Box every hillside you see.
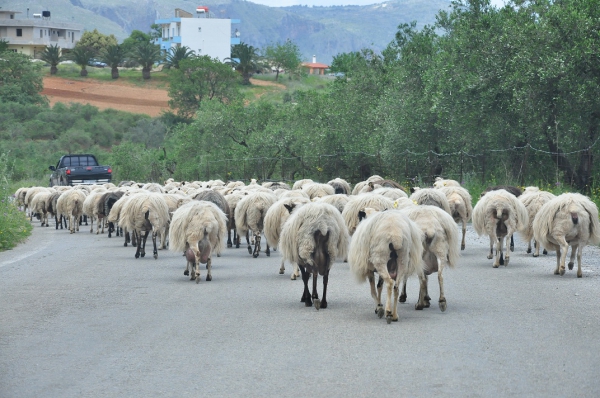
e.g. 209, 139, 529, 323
3, 0, 450, 63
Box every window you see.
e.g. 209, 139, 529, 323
16, 29, 22, 37
40, 30, 43, 38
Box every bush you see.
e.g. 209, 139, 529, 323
0, 152, 32, 251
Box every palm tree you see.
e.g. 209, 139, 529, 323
227, 42, 263, 85
164, 46, 195, 69
67, 46, 95, 77
101, 44, 125, 79
130, 42, 162, 80
40, 44, 63, 75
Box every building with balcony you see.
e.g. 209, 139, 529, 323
0, 10, 83, 59
155, 7, 240, 61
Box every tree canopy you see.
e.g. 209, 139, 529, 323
263, 39, 302, 81
77, 29, 118, 54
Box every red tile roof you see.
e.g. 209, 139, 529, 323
302, 62, 329, 68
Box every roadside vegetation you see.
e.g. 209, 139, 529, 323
0, 152, 32, 251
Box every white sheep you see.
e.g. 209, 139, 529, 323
264, 196, 311, 279
24, 187, 52, 221
235, 191, 278, 257
400, 205, 459, 312
472, 189, 529, 267
58, 189, 88, 234
142, 183, 165, 193
82, 188, 107, 234
433, 177, 461, 189
169, 201, 227, 283
348, 209, 423, 323
225, 192, 248, 248
315, 194, 349, 214
342, 194, 394, 235
30, 191, 52, 227
519, 189, 556, 256
279, 202, 350, 310
439, 186, 473, 250
373, 187, 408, 200
533, 193, 600, 277
302, 183, 335, 199
108, 193, 136, 247
327, 178, 352, 195
279, 190, 310, 200
119, 192, 170, 259
409, 188, 452, 215
292, 179, 314, 190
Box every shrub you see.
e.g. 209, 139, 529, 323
0, 152, 32, 251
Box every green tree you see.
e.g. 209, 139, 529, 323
40, 44, 62, 75
121, 30, 152, 55
168, 56, 239, 119
67, 46, 95, 77
100, 44, 126, 79
129, 41, 162, 80
264, 39, 302, 81
77, 29, 118, 54
0, 39, 9, 52
164, 46, 195, 69
0, 52, 46, 105
227, 42, 263, 85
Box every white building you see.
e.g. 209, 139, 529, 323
155, 8, 240, 61
0, 10, 82, 58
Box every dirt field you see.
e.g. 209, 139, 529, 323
42, 76, 286, 117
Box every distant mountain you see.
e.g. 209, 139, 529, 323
3, 0, 451, 64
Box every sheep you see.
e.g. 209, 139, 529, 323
192, 190, 230, 250
533, 193, 600, 278
225, 192, 248, 248
15, 187, 27, 212
409, 188, 452, 215
119, 192, 170, 259
342, 194, 395, 235
472, 189, 529, 267
280, 202, 350, 310
433, 177, 461, 189
58, 189, 88, 234
226, 180, 246, 189
142, 183, 165, 193
262, 181, 290, 191
348, 209, 423, 323
169, 201, 228, 283
30, 191, 52, 227
327, 178, 352, 195
279, 190, 310, 200
100, 191, 126, 238
359, 179, 407, 195
235, 191, 278, 257
373, 187, 408, 200
82, 189, 107, 234
480, 185, 522, 198
399, 205, 459, 312
316, 194, 349, 214
107, 193, 136, 247
439, 186, 473, 250
292, 179, 314, 190
518, 189, 556, 256
351, 176, 385, 196
264, 196, 311, 279
302, 183, 335, 199
24, 187, 51, 221
46, 191, 67, 229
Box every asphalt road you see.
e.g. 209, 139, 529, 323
1, 221, 600, 397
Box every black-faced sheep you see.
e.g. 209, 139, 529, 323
235, 191, 278, 257
473, 189, 529, 267
533, 193, 600, 277
327, 178, 352, 195
439, 186, 473, 250
280, 202, 350, 310
399, 205, 459, 312
348, 209, 423, 323
518, 188, 556, 256
169, 201, 227, 283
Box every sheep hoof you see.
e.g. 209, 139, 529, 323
141, 253, 145, 258
487, 254, 493, 259
510, 245, 514, 252
493, 264, 499, 268
153, 253, 158, 260
252, 252, 259, 258
439, 299, 447, 312
290, 274, 297, 280
236, 243, 240, 249
568, 262, 574, 270
386, 315, 392, 324
499, 253, 505, 265
320, 300, 327, 309
135, 253, 140, 259
560, 268, 565, 276
279, 269, 284, 275
266, 249, 270, 257
577, 271, 582, 278
184, 269, 189, 276
543, 249, 548, 255
533, 254, 539, 258
424, 300, 431, 308
227, 242, 232, 248
206, 274, 212, 281
504, 258, 510, 266
377, 306, 384, 318
554, 269, 560, 275
461, 244, 465, 251
196, 276, 200, 284
527, 248, 532, 254
399, 294, 407, 303
314, 299, 321, 310
415, 303, 424, 310
305, 300, 312, 307
247, 246, 252, 254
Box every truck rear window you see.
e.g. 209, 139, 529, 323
59, 156, 99, 167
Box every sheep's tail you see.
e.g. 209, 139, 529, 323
581, 196, 600, 245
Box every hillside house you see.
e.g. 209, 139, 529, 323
0, 10, 82, 58
302, 55, 329, 75
155, 7, 240, 61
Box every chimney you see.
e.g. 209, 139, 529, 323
312, 55, 316, 64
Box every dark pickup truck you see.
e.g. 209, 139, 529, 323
49, 154, 112, 186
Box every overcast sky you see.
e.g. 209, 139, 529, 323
248, 0, 506, 8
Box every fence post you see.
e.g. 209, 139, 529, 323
460, 151, 464, 184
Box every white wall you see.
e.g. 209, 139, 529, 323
180, 18, 231, 61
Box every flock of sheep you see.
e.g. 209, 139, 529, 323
14, 175, 600, 324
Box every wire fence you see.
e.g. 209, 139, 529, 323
190, 140, 598, 190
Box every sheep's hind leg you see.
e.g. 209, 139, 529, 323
252, 235, 260, 258
299, 265, 312, 307
415, 274, 428, 310
487, 236, 494, 260
134, 231, 142, 259
266, 243, 270, 257
152, 231, 158, 259
205, 258, 212, 282
279, 260, 285, 275
227, 229, 233, 248
391, 282, 400, 322
291, 263, 299, 280
527, 240, 532, 254
461, 220, 466, 250
493, 237, 502, 268
320, 269, 329, 309
576, 244, 583, 278
311, 270, 321, 310
140, 230, 149, 258
384, 277, 394, 323
568, 244, 578, 271
368, 272, 382, 316
438, 258, 447, 312
554, 248, 561, 275
557, 239, 568, 275
399, 277, 408, 303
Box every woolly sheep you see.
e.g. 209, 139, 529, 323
280, 202, 350, 310
262, 181, 290, 191
279, 190, 310, 200
169, 201, 227, 283
225, 192, 248, 248
518, 189, 556, 256
235, 191, 278, 257
82, 189, 107, 234
108, 193, 136, 247
439, 186, 473, 250
327, 178, 352, 195
480, 185, 522, 198
342, 194, 395, 235
302, 183, 335, 199
316, 194, 349, 214
59, 189, 88, 234
373, 187, 408, 200
30, 191, 52, 227
533, 193, 600, 277
473, 189, 529, 267
433, 177, 461, 189
292, 179, 314, 190
264, 196, 311, 279
100, 191, 125, 238
400, 205, 459, 312
348, 209, 423, 323
409, 188, 452, 215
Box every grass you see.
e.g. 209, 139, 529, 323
0, 153, 32, 252
48, 64, 171, 89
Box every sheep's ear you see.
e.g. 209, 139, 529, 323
358, 209, 367, 221
284, 204, 295, 214
368, 182, 374, 189
364, 207, 378, 218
